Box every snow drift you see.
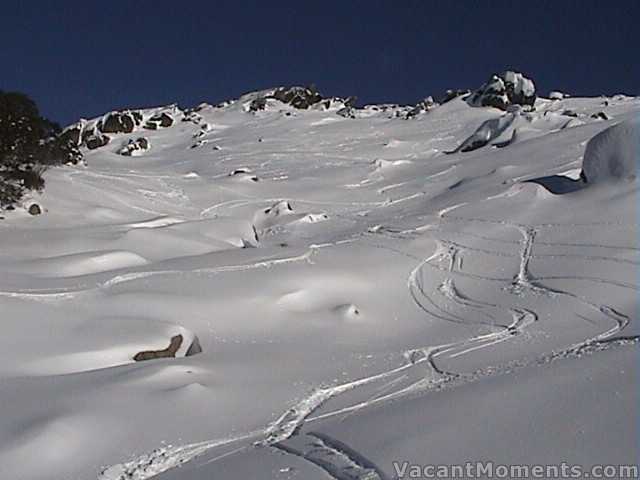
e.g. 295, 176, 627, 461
581, 116, 640, 184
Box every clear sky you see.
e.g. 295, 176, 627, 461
2, 0, 638, 126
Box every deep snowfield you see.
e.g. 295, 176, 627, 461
0, 92, 638, 480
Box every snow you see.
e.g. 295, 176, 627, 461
0, 89, 638, 480
582, 117, 640, 184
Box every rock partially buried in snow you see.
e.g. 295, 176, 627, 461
28, 203, 42, 215
448, 113, 517, 153
133, 334, 202, 362
467, 71, 536, 110
581, 117, 640, 184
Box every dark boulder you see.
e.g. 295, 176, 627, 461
28, 203, 41, 215
467, 71, 536, 110
85, 133, 110, 150
144, 112, 173, 130
99, 111, 137, 134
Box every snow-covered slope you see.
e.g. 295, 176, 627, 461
0, 88, 638, 480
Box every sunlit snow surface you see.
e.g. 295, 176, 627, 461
0, 94, 638, 480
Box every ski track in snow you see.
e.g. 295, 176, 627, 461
99, 210, 638, 479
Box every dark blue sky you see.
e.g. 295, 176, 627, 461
2, 0, 638, 126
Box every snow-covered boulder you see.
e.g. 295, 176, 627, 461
448, 113, 517, 153
581, 117, 640, 184
117, 137, 150, 156
467, 71, 536, 110
549, 91, 568, 100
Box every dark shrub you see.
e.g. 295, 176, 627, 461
0, 90, 82, 208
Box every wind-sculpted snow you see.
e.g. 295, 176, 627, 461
581, 116, 640, 184
0, 89, 638, 480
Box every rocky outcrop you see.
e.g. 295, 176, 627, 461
248, 85, 327, 112
271, 86, 323, 109
98, 111, 141, 134
467, 71, 536, 110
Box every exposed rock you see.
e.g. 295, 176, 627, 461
118, 137, 150, 156
590, 111, 611, 120
133, 334, 202, 362
467, 71, 536, 110
248, 85, 328, 113
404, 96, 438, 119
271, 85, 323, 109
314, 96, 357, 111
144, 112, 173, 130
249, 97, 268, 112
28, 203, 41, 215
336, 106, 356, 119
84, 133, 110, 150
99, 111, 137, 134
58, 123, 84, 146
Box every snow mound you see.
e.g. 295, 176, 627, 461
20, 250, 148, 277
449, 113, 517, 153
581, 117, 640, 184
467, 71, 536, 110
